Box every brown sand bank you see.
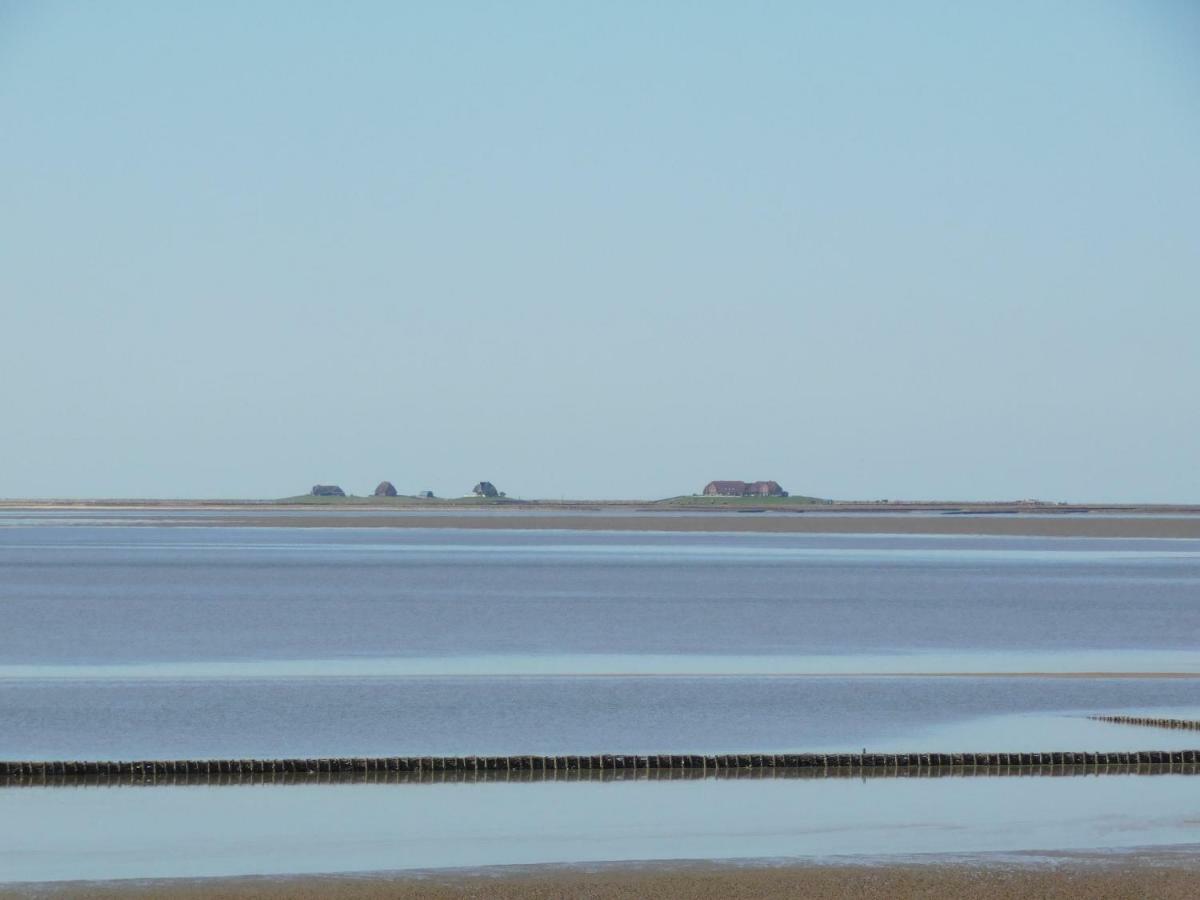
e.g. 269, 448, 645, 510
163, 512, 1200, 539
11, 854, 1200, 900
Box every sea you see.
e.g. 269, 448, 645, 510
2, 510, 1199, 882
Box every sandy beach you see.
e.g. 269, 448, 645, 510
11, 853, 1200, 899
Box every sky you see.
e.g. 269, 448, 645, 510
1, 1, 1198, 502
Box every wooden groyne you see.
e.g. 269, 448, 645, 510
3, 762, 1198, 788
1090, 715, 1200, 731
3, 751, 1199, 787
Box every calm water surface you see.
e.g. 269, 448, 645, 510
2, 519, 1199, 756
3, 776, 1199, 882
2, 513, 1199, 881
4, 522, 1199, 664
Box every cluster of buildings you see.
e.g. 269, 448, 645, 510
308, 481, 500, 499
309, 479, 789, 500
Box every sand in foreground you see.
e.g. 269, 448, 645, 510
10, 856, 1200, 900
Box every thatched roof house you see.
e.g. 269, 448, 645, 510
704, 480, 748, 496
747, 480, 787, 497
373, 481, 398, 497
311, 484, 346, 497
472, 481, 499, 498
703, 480, 787, 497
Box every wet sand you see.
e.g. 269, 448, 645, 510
7, 499, 1200, 538
11, 854, 1200, 899
96, 512, 1200, 538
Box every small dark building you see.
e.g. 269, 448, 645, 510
703, 480, 787, 497
417, 490, 435, 499
311, 484, 346, 497
373, 481, 398, 497
472, 481, 499, 498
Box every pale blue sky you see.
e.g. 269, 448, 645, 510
2, 1, 1197, 501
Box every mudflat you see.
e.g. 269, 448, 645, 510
11, 855, 1200, 900
155, 512, 1200, 538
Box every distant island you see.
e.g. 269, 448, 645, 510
284, 479, 825, 508
4, 484, 1200, 522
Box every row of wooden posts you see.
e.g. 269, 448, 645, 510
1089, 714, 1200, 731
3, 750, 1198, 786
4, 762, 1199, 788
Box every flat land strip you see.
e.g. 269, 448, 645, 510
130, 512, 1200, 538
7, 499, 1200, 538
12, 856, 1200, 899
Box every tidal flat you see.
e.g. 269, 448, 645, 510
8, 504, 1200, 538
8, 853, 1200, 900
2, 511, 1199, 888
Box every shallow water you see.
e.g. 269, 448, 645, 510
2, 521, 1200, 758
3, 774, 1200, 882
2, 514, 1200, 881
3, 676, 1200, 760
4, 522, 1200, 666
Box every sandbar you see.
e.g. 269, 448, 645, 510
78, 511, 1200, 538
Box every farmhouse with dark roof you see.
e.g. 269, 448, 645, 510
703, 480, 787, 497
310, 484, 346, 497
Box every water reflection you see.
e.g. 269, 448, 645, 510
2, 774, 1199, 883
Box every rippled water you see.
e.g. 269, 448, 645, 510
3, 676, 1200, 760
2, 519, 1200, 756
4, 523, 1200, 664
2, 513, 1199, 882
